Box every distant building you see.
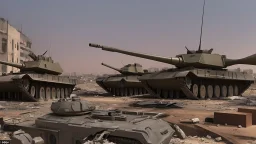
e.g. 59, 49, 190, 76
0, 18, 32, 73
19, 32, 32, 62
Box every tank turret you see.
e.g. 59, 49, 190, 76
51, 96, 96, 116
0, 51, 63, 75
102, 62, 145, 75
89, 43, 256, 69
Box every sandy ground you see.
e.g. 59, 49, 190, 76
0, 81, 256, 144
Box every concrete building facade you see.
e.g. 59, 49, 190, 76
0, 18, 32, 73
20, 32, 32, 62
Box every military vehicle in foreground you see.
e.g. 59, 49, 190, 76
88, 44, 256, 100
0, 51, 77, 102
3, 97, 175, 144
89, 0, 256, 100
97, 63, 149, 96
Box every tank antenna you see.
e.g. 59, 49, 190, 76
198, 0, 206, 51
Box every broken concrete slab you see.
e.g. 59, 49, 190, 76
130, 100, 181, 108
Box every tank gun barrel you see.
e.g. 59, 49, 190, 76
28, 52, 37, 61
0, 60, 24, 69
225, 53, 256, 67
89, 43, 183, 66
101, 63, 121, 72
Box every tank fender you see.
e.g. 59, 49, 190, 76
174, 70, 190, 78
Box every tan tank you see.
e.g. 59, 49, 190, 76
3, 97, 175, 144
0, 51, 77, 101
96, 63, 149, 96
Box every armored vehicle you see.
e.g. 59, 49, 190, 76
3, 97, 175, 144
89, 43, 256, 100
89, 0, 256, 100
97, 63, 149, 96
0, 51, 77, 101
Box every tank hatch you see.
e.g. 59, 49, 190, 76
50, 96, 96, 116
91, 110, 127, 121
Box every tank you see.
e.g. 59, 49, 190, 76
89, 43, 256, 100
0, 51, 77, 101
97, 63, 149, 96
88, 0, 256, 100
3, 97, 175, 144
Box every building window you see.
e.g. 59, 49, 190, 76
2, 65, 7, 73
12, 39, 14, 50
12, 56, 14, 62
17, 58, 19, 63
17, 42, 19, 50
1, 38, 7, 53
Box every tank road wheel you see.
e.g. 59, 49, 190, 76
129, 88, 133, 96
61, 88, 65, 98
68, 88, 72, 94
207, 85, 213, 98
30, 85, 36, 98
139, 88, 143, 95
51, 88, 56, 99
40, 87, 46, 100
120, 89, 124, 96
163, 90, 168, 99
134, 88, 138, 95
228, 85, 234, 96
234, 85, 239, 96
192, 84, 199, 98
168, 90, 173, 99
124, 88, 128, 96
143, 89, 147, 94
221, 85, 227, 97
22, 78, 30, 91
214, 85, 220, 98
156, 89, 161, 97
56, 88, 61, 99
65, 88, 69, 98
199, 85, 206, 99
45, 87, 51, 100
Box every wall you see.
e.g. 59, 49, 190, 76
0, 18, 20, 73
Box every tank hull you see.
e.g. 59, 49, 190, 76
96, 74, 148, 96
139, 68, 254, 99
4, 110, 175, 144
0, 73, 77, 101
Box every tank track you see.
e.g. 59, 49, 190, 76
96, 81, 148, 96
0, 75, 76, 102
144, 77, 253, 100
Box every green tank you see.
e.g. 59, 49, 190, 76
89, 0, 256, 100
3, 97, 175, 144
89, 43, 256, 100
0, 51, 77, 102
96, 63, 149, 96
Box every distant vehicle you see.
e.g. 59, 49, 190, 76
96, 63, 149, 96
0, 51, 77, 101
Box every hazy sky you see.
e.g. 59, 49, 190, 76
1, 0, 256, 74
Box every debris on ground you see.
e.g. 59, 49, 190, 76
180, 118, 200, 124
215, 137, 222, 142
130, 100, 180, 108
171, 124, 186, 139
83, 140, 116, 144
221, 96, 246, 100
